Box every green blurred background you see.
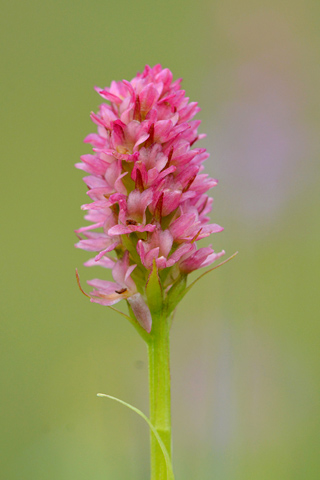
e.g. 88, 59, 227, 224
1, 0, 319, 478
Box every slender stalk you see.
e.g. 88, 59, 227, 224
148, 308, 172, 480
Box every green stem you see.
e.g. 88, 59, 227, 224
148, 308, 172, 480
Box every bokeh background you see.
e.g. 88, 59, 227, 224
1, 0, 319, 479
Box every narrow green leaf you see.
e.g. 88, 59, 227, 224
97, 393, 175, 480
145, 259, 163, 316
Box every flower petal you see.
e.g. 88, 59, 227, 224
108, 224, 156, 235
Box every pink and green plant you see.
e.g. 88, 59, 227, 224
75, 64, 236, 479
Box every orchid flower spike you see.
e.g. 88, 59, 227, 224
75, 64, 225, 334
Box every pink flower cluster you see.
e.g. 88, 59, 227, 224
75, 65, 224, 332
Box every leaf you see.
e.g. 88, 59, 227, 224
97, 393, 175, 480
145, 259, 163, 316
